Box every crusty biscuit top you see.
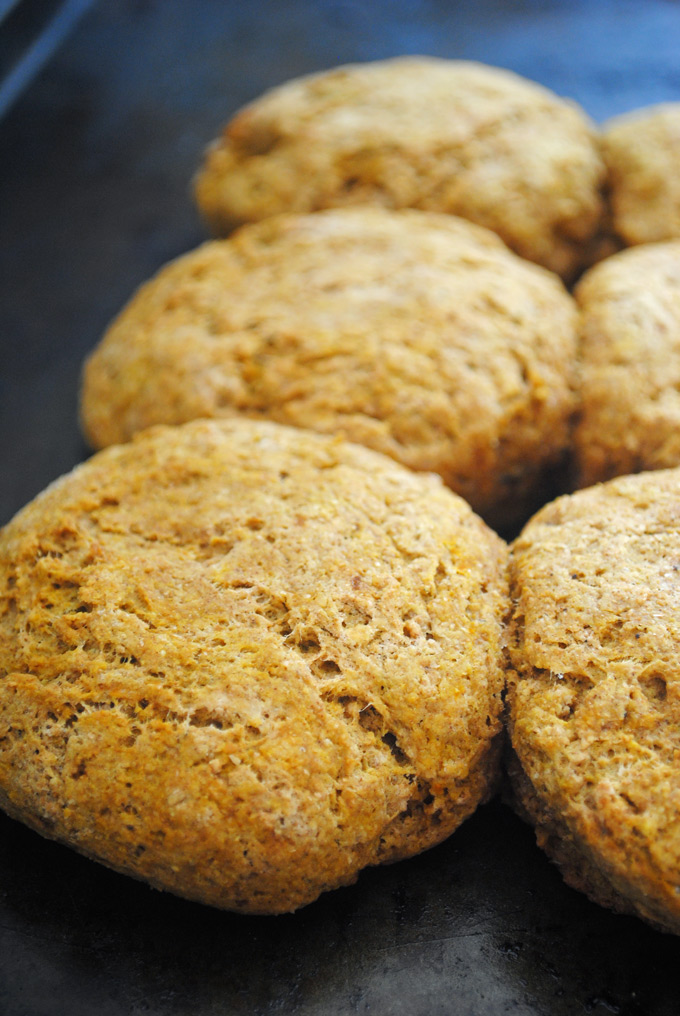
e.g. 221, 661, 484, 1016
81, 208, 578, 529
193, 56, 605, 279
507, 470, 680, 933
602, 103, 680, 246
573, 240, 680, 488
0, 418, 507, 914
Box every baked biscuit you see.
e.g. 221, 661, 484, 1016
0, 418, 507, 914
193, 57, 605, 280
506, 470, 680, 934
602, 103, 680, 246
80, 207, 579, 531
572, 240, 680, 488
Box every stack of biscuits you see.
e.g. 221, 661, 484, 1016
3, 56, 680, 929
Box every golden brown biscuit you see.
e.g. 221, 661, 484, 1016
572, 240, 680, 488
193, 57, 605, 280
0, 418, 508, 914
602, 103, 680, 246
506, 470, 680, 934
80, 208, 578, 531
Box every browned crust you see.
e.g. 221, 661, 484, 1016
573, 240, 680, 488
506, 471, 680, 935
193, 57, 605, 280
80, 207, 578, 530
602, 103, 680, 247
0, 418, 508, 914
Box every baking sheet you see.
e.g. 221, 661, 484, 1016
2, 1, 680, 1012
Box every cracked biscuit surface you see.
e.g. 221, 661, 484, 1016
81, 207, 578, 530
573, 240, 680, 488
0, 418, 507, 914
193, 56, 605, 280
602, 103, 680, 247
506, 470, 680, 934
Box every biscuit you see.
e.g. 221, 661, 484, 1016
80, 207, 579, 531
572, 240, 680, 488
0, 418, 507, 914
602, 103, 680, 247
193, 57, 605, 280
506, 470, 680, 934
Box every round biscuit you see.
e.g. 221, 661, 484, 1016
0, 418, 507, 914
81, 207, 578, 531
193, 57, 605, 280
507, 469, 680, 934
602, 103, 680, 247
573, 240, 680, 488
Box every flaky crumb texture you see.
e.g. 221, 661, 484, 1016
0, 418, 507, 914
194, 57, 605, 279
507, 470, 680, 934
81, 208, 578, 530
573, 240, 680, 488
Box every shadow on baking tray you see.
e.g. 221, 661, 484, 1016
0, 798, 679, 1015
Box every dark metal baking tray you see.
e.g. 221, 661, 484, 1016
0, 0, 97, 118
2, 1, 680, 1013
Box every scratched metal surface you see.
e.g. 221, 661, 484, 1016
1, 2, 680, 1013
